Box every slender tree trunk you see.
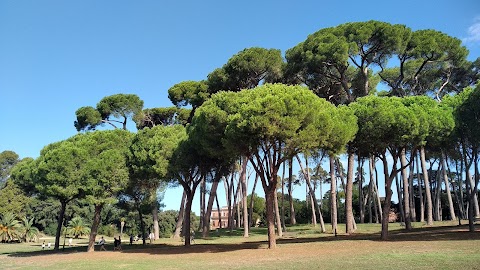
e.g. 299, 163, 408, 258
458, 156, 466, 219
138, 204, 146, 245
183, 192, 194, 247
346, 152, 355, 233
152, 200, 160, 240
441, 151, 456, 220
420, 147, 434, 225
265, 184, 277, 249
199, 177, 206, 232
216, 194, 222, 229
173, 191, 187, 239
400, 149, 412, 229
274, 188, 283, 236
281, 161, 287, 232
55, 201, 67, 250
367, 178, 373, 223
396, 174, 405, 223
381, 154, 397, 241
288, 158, 296, 225
305, 158, 317, 227
434, 161, 442, 221
249, 174, 259, 227
240, 156, 249, 237
231, 179, 241, 231
416, 155, 425, 222
359, 156, 365, 223
335, 158, 346, 192
203, 177, 220, 238
87, 204, 103, 252
296, 155, 325, 232
408, 160, 416, 222
330, 155, 337, 234
370, 155, 382, 222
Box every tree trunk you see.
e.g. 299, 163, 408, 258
203, 177, 220, 238
396, 174, 406, 223
139, 204, 146, 245
305, 157, 316, 227
183, 192, 194, 247
249, 174, 258, 227
329, 155, 337, 235
434, 161, 442, 221
381, 155, 396, 241
54, 200, 67, 250
400, 149, 412, 229
408, 160, 416, 222
370, 155, 382, 222
216, 194, 222, 229
281, 161, 287, 232
173, 191, 187, 239
288, 158, 296, 225
87, 204, 103, 252
296, 155, 325, 232
265, 184, 277, 249
152, 193, 160, 240
420, 147, 434, 225
441, 151, 456, 220
416, 155, 425, 222
359, 156, 365, 223
199, 177, 205, 232
274, 188, 283, 236
240, 157, 249, 237
346, 152, 355, 234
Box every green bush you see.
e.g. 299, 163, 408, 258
99, 224, 117, 237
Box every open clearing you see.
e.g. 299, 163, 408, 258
1, 222, 480, 270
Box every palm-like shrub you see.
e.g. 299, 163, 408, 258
66, 216, 90, 238
0, 213, 21, 242
20, 217, 39, 242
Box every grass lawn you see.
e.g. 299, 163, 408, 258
1, 221, 480, 270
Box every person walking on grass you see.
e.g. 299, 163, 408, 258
98, 236, 107, 251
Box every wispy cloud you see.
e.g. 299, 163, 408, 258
463, 16, 480, 43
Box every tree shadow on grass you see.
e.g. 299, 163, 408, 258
6, 224, 480, 257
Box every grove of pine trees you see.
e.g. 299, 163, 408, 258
2, 20, 479, 250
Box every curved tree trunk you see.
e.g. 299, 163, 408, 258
87, 204, 103, 252
420, 147, 434, 225
173, 191, 187, 239
203, 178, 220, 238
400, 149, 412, 230
55, 200, 67, 250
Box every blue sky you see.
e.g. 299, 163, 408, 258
1, 0, 479, 212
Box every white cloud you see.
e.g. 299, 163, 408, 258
463, 16, 480, 43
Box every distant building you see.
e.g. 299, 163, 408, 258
210, 206, 236, 229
